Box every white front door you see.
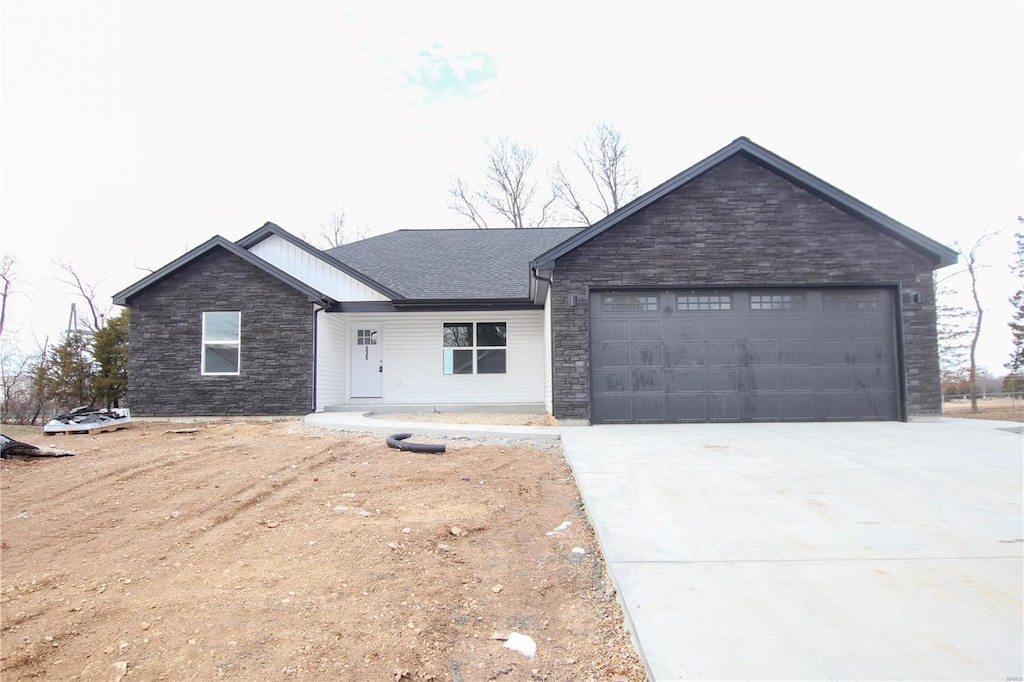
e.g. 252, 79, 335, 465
350, 326, 383, 398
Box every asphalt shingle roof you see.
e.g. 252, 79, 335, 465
327, 228, 582, 300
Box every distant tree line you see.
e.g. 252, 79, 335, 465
1, 257, 128, 424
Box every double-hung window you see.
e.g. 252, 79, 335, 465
202, 311, 241, 374
443, 322, 506, 374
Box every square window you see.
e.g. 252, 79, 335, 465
477, 322, 507, 347
443, 348, 474, 374
443, 323, 473, 347
443, 322, 506, 374
477, 348, 507, 373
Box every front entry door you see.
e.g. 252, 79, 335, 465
350, 326, 383, 398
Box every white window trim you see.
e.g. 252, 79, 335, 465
201, 311, 241, 375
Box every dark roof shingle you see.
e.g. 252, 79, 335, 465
327, 228, 582, 300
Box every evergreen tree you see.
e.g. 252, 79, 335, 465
42, 331, 95, 411
92, 308, 129, 409
1007, 232, 1024, 375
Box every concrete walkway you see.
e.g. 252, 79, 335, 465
303, 410, 561, 442
559, 419, 1023, 681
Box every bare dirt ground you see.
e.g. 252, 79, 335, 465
942, 396, 1024, 422
0, 419, 645, 681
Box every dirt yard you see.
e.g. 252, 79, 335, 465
0, 419, 644, 681
942, 396, 1024, 422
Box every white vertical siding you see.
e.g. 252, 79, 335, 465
330, 310, 546, 406
315, 310, 347, 410
249, 234, 389, 301
543, 289, 553, 414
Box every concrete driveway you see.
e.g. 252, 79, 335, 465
559, 419, 1023, 681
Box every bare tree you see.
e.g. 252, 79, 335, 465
936, 283, 973, 399
553, 122, 640, 225
0, 254, 15, 338
1, 344, 32, 423
943, 232, 999, 413
448, 136, 556, 228
448, 177, 489, 229
309, 208, 370, 249
55, 260, 110, 333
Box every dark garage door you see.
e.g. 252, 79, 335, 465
590, 288, 900, 423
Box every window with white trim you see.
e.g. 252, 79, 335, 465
443, 322, 506, 374
202, 311, 241, 374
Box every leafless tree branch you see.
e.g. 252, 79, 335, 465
554, 122, 640, 225
552, 162, 592, 226
0, 254, 14, 338
447, 177, 489, 229
949, 230, 1001, 412
448, 136, 553, 228
55, 260, 109, 333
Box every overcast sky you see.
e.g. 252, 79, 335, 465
2, 1, 1022, 374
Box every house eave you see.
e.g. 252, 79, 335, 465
326, 298, 541, 313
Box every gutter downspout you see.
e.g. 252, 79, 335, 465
530, 266, 553, 300
312, 300, 330, 412
531, 267, 556, 418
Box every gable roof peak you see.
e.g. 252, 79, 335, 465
531, 137, 957, 269
111, 234, 335, 306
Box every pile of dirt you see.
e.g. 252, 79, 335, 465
0, 420, 644, 681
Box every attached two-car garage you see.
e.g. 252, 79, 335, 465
589, 288, 900, 423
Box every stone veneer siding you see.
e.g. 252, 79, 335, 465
550, 154, 943, 422
126, 248, 315, 416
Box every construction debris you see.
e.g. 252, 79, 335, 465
0, 435, 74, 460
43, 407, 131, 435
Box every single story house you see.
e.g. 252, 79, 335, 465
112, 137, 956, 423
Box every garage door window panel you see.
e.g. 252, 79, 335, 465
750, 293, 807, 310
677, 294, 732, 311
823, 291, 881, 310
603, 295, 659, 312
